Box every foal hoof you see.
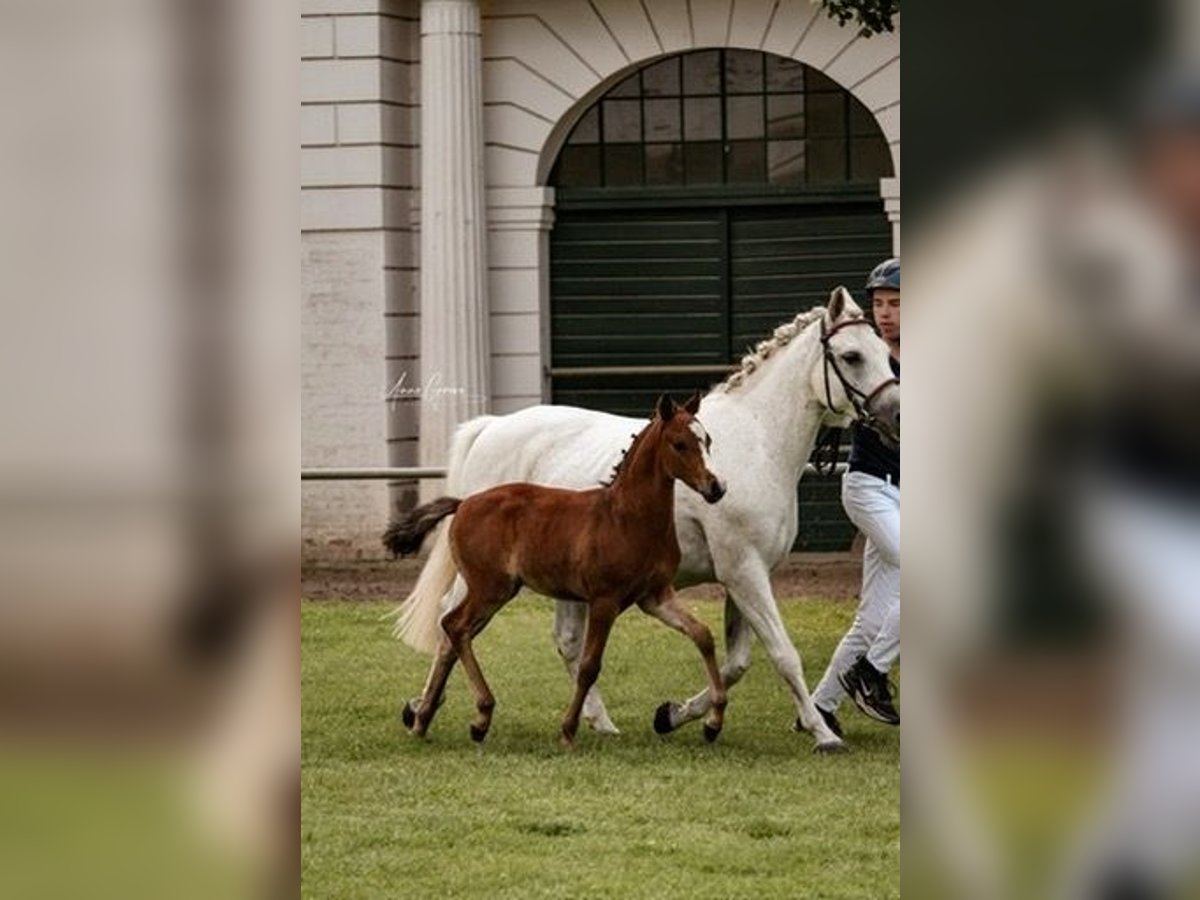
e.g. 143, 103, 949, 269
813, 739, 848, 755
469, 723, 488, 744
653, 702, 676, 735
401, 701, 416, 731
702, 723, 721, 744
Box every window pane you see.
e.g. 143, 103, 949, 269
726, 95, 764, 140
765, 55, 804, 92
724, 49, 763, 93
644, 98, 681, 141
603, 99, 641, 142
642, 57, 680, 96
645, 143, 684, 185
727, 140, 766, 182
806, 92, 845, 137
683, 97, 721, 140
850, 135, 893, 180
768, 140, 805, 185
807, 137, 846, 184
604, 144, 642, 185
684, 141, 722, 184
683, 50, 721, 94
806, 68, 842, 93
555, 145, 601, 187
609, 70, 641, 97
767, 94, 803, 139
849, 99, 880, 136
568, 106, 599, 144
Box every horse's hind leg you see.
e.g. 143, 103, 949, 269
553, 600, 620, 735
658, 590, 753, 733
561, 598, 620, 749
639, 590, 727, 742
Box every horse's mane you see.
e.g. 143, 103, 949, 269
598, 307, 829, 485
710, 305, 827, 394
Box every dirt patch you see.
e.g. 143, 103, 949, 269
302, 550, 862, 603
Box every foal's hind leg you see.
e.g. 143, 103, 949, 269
439, 583, 516, 743
639, 590, 727, 742
406, 637, 458, 738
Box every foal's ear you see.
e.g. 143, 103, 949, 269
655, 393, 677, 420
683, 392, 701, 415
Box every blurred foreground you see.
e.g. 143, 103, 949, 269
0, 1, 296, 897
905, 2, 1200, 897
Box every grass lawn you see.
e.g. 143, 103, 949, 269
302, 596, 899, 899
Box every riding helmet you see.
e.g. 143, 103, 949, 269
865, 258, 900, 293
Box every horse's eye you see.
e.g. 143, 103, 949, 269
673, 441, 687, 452
842, 351, 863, 365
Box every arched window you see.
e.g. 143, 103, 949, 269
551, 49, 892, 189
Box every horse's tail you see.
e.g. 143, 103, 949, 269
381, 496, 461, 558
387, 414, 495, 654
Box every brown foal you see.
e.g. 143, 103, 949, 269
383, 394, 728, 747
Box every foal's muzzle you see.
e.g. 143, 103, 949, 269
702, 479, 727, 504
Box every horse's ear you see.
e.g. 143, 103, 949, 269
683, 392, 701, 415
826, 285, 848, 323
655, 394, 677, 420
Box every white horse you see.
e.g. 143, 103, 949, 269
392, 286, 900, 752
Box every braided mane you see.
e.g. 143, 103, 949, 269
711, 306, 827, 394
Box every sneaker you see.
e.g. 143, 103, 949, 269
838, 656, 899, 726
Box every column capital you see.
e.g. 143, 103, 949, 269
421, 0, 481, 37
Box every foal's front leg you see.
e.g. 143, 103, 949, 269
561, 598, 620, 749
639, 589, 727, 742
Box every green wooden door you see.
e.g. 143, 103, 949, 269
549, 193, 891, 551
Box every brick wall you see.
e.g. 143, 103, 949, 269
301, 0, 419, 557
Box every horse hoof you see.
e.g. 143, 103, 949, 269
653, 702, 676, 735
469, 723, 488, 743
813, 739, 847, 755
702, 723, 721, 744
401, 701, 416, 731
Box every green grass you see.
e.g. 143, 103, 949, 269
302, 596, 899, 899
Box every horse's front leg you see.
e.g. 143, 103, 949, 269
654, 590, 753, 735
553, 599, 620, 735
640, 589, 727, 742
716, 556, 845, 752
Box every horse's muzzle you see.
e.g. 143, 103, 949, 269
702, 480, 726, 504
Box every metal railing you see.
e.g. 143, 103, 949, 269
301, 463, 845, 480
547, 364, 737, 379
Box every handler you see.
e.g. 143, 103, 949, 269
812, 258, 901, 735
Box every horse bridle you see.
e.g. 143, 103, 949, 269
820, 317, 899, 437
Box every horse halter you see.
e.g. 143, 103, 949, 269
819, 317, 899, 436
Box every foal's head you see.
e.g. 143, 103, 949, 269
652, 393, 726, 504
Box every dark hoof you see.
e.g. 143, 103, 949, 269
813, 739, 848, 755
702, 723, 721, 744
469, 723, 488, 743
401, 701, 416, 730
653, 702, 676, 735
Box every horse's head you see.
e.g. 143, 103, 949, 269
654, 393, 726, 504
813, 286, 901, 447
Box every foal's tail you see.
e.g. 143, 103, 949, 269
381, 497, 461, 558
386, 414, 496, 654
383, 496, 461, 655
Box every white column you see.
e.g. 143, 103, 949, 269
418, 0, 489, 487
880, 176, 900, 255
